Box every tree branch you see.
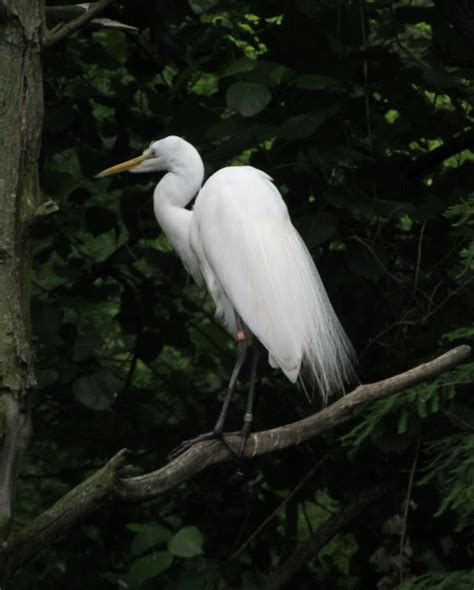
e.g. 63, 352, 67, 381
2, 345, 470, 575
119, 345, 471, 502
0, 394, 31, 541
265, 482, 393, 590
45, 4, 97, 24
45, 4, 138, 32
1, 450, 129, 574
43, 0, 116, 48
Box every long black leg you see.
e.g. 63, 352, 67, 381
238, 341, 260, 457
213, 333, 248, 434
167, 314, 249, 460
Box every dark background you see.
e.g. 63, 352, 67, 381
16, 1, 474, 588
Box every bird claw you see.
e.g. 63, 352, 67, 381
167, 431, 222, 461
167, 431, 242, 462
238, 423, 252, 458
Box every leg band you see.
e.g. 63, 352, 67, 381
236, 329, 246, 342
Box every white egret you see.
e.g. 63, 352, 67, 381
97, 136, 356, 456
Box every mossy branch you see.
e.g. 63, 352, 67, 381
43, 0, 116, 48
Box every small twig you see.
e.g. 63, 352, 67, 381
123, 325, 141, 394
43, 0, 116, 48
443, 409, 474, 432
352, 235, 404, 286
230, 455, 329, 560
360, 312, 415, 359
420, 277, 473, 324
265, 482, 393, 590
301, 502, 314, 535
360, 278, 472, 358
413, 221, 426, 292
399, 436, 421, 584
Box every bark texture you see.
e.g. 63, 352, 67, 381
0, 0, 44, 545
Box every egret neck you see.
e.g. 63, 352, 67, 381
152, 153, 204, 276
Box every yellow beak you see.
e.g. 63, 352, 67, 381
95, 154, 150, 177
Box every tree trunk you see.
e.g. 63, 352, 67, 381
0, 0, 44, 568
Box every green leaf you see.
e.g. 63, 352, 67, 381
444, 327, 474, 342
417, 395, 428, 418
127, 523, 145, 533
85, 206, 118, 236
280, 105, 339, 140
80, 228, 127, 263
226, 82, 271, 117
33, 307, 63, 339
168, 526, 204, 558
190, 320, 229, 355
130, 523, 173, 556
346, 244, 386, 280
224, 57, 256, 77
295, 213, 338, 249
423, 63, 457, 91
398, 410, 409, 434
290, 74, 341, 90
373, 431, 414, 455
37, 369, 58, 390
73, 332, 100, 362
72, 369, 119, 411
188, 0, 220, 14
128, 552, 173, 586
268, 63, 288, 85
44, 106, 75, 132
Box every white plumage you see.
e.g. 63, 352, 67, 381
98, 136, 356, 400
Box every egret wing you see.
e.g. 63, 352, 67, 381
193, 166, 355, 397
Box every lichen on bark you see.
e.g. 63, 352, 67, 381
0, 0, 44, 547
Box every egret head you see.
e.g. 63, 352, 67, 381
96, 136, 195, 177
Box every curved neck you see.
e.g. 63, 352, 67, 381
154, 144, 204, 209
152, 154, 204, 262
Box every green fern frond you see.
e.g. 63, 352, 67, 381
420, 433, 474, 528
443, 326, 474, 342
397, 569, 474, 590
445, 196, 474, 227
343, 362, 474, 457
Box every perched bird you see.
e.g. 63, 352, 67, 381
97, 136, 355, 456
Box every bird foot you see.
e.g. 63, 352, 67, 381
167, 431, 239, 461
238, 422, 252, 458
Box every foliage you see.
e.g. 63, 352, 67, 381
343, 361, 474, 456
421, 433, 474, 528
445, 195, 474, 274
12, 0, 474, 588
397, 569, 474, 590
